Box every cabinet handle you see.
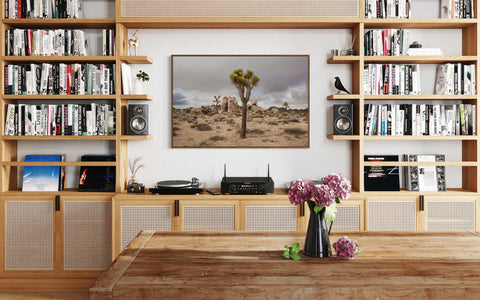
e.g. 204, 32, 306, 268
55, 195, 60, 211
300, 202, 305, 217
174, 200, 179, 217
419, 195, 424, 211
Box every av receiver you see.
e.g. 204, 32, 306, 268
221, 164, 274, 194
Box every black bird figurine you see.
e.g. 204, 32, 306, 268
334, 77, 351, 94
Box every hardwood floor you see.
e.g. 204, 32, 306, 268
0, 293, 88, 299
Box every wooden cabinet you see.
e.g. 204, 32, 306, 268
422, 196, 477, 231
240, 200, 300, 231
330, 199, 365, 232
180, 200, 239, 231
366, 196, 418, 231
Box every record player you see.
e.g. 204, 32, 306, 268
149, 177, 205, 194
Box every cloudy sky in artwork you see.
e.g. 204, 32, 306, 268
172, 55, 309, 109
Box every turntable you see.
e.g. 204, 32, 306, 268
149, 177, 205, 195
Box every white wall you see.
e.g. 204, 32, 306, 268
16, 0, 466, 190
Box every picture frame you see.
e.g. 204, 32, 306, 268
171, 55, 310, 148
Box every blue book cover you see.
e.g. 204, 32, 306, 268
22, 155, 61, 192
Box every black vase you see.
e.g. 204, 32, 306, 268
303, 200, 331, 258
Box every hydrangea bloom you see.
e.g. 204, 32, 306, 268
333, 236, 359, 259
288, 179, 316, 205
322, 173, 352, 200
313, 184, 335, 206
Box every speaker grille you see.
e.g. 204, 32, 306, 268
121, 0, 359, 17
368, 201, 416, 231
245, 206, 296, 231
64, 201, 112, 270
121, 206, 172, 250
183, 206, 235, 231
427, 201, 475, 231
5, 201, 53, 270
330, 205, 360, 231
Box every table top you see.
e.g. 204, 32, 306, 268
90, 231, 480, 299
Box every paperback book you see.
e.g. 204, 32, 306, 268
364, 155, 400, 191
22, 154, 65, 191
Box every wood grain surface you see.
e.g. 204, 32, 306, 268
90, 231, 480, 299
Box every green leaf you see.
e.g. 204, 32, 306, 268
325, 203, 337, 223
335, 197, 341, 204
313, 205, 325, 214
291, 253, 302, 261
283, 250, 290, 259
291, 242, 300, 253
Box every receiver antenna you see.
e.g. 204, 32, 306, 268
224, 163, 227, 178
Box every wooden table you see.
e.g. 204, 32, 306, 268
90, 231, 480, 299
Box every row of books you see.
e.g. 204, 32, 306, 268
365, 0, 411, 19
434, 63, 476, 95
440, 0, 474, 19
364, 29, 410, 56
102, 29, 115, 56
5, 29, 88, 56
364, 104, 476, 136
5, 0, 84, 19
364, 64, 421, 95
3, 63, 115, 95
364, 154, 446, 192
4, 103, 116, 136
22, 154, 66, 191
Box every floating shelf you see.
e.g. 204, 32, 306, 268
363, 18, 477, 29
2, 135, 116, 140
327, 94, 360, 100
363, 135, 477, 140
364, 188, 477, 196
3, 18, 116, 29
364, 95, 477, 100
327, 56, 360, 64
119, 56, 153, 64
120, 134, 153, 140
120, 94, 153, 101
0, 188, 116, 196
363, 161, 477, 167
364, 56, 477, 63
3, 56, 116, 63
2, 95, 116, 100
2, 161, 117, 167
327, 135, 360, 140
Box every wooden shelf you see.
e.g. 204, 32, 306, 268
3, 18, 116, 29
2, 135, 116, 140
364, 56, 477, 63
117, 16, 361, 29
364, 161, 477, 167
120, 94, 153, 101
364, 95, 477, 100
2, 161, 117, 167
2, 95, 116, 100
363, 18, 477, 29
120, 134, 153, 140
327, 56, 360, 64
3, 56, 116, 63
363, 135, 477, 140
119, 56, 153, 64
327, 94, 360, 100
364, 188, 477, 196
327, 135, 360, 140
0, 188, 116, 196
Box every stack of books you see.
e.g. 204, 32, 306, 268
434, 63, 476, 95
364, 64, 421, 95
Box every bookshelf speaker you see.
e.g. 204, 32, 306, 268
128, 104, 148, 135
333, 104, 353, 135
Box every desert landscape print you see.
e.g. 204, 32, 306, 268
172, 55, 309, 148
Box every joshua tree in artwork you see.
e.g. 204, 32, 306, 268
213, 95, 221, 113
229, 69, 260, 138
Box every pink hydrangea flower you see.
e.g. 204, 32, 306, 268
288, 179, 316, 205
322, 173, 352, 200
333, 236, 359, 259
313, 184, 335, 206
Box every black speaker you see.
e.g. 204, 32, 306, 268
128, 104, 148, 135
333, 104, 353, 135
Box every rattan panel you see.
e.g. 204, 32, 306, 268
245, 206, 296, 231
427, 201, 475, 231
183, 206, 235, 231
368, 201, 416, 231
121, 206, 172, 250
64, 201, 112, 270
121, 0, 358, 17
5, 201, 53, 270
331, 206, 360, 231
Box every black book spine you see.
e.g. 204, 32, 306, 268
425, 104, 430, 135
5, 0, 8, 18
55, 105, 62, 135
4, 67, 8, 94
14, 105, 18, 135
20, 105, 25, 135
9, 30, 14, 56
82, 105, 87, 135
63, 105, 68, 135
387, 104, 392, 135
21, 64, 27, 95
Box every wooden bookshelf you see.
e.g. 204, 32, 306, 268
363, 161, 477, 167
120, 94, 153, 100
363, 135, 478, 140
2, 95, 117, 100
120, 134, 153, 140
2, 135, 117, 140
363, 18, 477, 29
2, 161, 117, 167
363, 95, 478, 100
3, 56, 117, 63
119, 56, 153, 64
2, 18, 116, 29
363, 56, 477, 63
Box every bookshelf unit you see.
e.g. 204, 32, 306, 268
0, 0, 479, 292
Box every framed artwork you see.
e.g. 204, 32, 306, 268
171, 55, 309, 148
